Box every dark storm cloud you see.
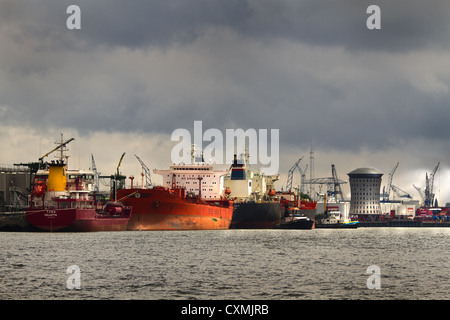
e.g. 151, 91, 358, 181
3, 0, 450, 51
74, 0, 450, 52
1, 0, 450, 151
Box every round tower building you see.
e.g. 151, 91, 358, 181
348, 167, 383, 219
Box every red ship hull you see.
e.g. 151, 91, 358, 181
26, 207, 131, 232
116, 187, 234, 230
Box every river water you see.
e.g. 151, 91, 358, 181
1, 228, 449, 300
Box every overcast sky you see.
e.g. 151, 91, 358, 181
1, 0, 449, 204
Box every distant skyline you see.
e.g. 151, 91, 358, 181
1, 1, 449, 204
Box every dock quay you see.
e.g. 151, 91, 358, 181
0, 212, 29, 231
358, 220, 450, 228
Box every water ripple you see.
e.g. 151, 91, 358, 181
1, 228, 449, 300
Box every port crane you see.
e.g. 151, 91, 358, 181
91, 154, 100, 192
381, 162, 413, 202
299, 164, 308, 195
285, 157, 304, 192
111, 152, 126, 201
302, 164, 347, 201
424, 162, 440, 207
135, 154, 153, 188
382, 162, 399, 202
413, 185, 425, 205
331, 164, 345, 201
413, 162, 440, 207
116, 152, 126, 177
391, 185, 412, 199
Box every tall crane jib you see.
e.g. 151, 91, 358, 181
331, 164, 345, 201
91, 154, 100, 192
424, 162, 440, 207
135, 155, 153, 188
39, 136, 75, 166
383, 162, 399, 202
285, 156, 303, 192
413, 185, 425, 205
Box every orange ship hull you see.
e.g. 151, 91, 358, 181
116, 187, 234, 230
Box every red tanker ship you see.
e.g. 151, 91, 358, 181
26, 160, 132, 232
116, 156, 234, 230
25, 136, 131, 232
117, 185, 233, 230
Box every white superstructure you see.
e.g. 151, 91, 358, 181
223, 154, 279, 202
153, 163, 229, 200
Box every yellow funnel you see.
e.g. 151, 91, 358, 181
46, 163, 67, 192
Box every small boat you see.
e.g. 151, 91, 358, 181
274, 209, 314, 230
315, 212, 359, 229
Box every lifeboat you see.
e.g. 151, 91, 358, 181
33, 181, 46, 197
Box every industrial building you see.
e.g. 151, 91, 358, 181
0, 165, 31, 212
348, 167, 383, 220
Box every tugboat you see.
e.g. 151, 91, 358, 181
275, 190, 316, 229
315, 194, 358, 229
25, 136, 132, 232
274, 207, 314, 229
316, 212, 359, 228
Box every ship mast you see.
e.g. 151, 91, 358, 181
39, 133, 74, 167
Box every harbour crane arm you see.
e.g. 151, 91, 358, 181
39, 138, 75, 161
391, 185, 412, 199
285, 156, 303, 191
117, 152, 126, 173
91, 154, 100, 192
331, 164, 345, 201
413, 184, 425, 205
135, 154, 153, 188
429, 162, 440, 198
383, 162, 399, 202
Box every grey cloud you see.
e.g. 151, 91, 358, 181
4, 1, 450, 52
1, 0, 450, 153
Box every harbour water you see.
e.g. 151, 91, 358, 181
1, 228, 449, 301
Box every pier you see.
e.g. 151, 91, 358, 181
358, 220, 450, 228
